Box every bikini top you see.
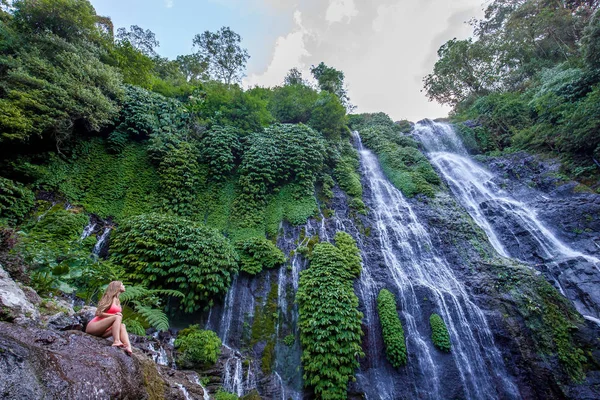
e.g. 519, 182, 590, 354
105, 304, 122, 314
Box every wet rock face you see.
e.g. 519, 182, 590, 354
0, 322, 209, 400
475, 152, 600, 320
0, 322, 149, 399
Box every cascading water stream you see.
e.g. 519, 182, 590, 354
353, 131, 519, 400
93, 226, 111, 256
413, 120, 600, 320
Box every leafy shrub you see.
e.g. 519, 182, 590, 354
214, 389, 238, 400
235, 236, 286, 275
189, 81, 272, 132
0, 177, 35, 225
110, 213, 238, 312
297, 239, 364, 399
269, 83, 318, 124
334, 232, 361, 277
308, 91, 347, 141
377, 289, 407, 367
174, 324, 222, 368
157, 141, 202, 217
430, 313, 451, 352
201, 125, 242, 180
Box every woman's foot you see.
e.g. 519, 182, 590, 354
112, 341, 125, 348
124, 346, 133, 356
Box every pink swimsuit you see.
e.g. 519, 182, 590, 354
88, 303, 122, 325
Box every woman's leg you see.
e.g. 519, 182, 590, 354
120, 324, 132, 355
86, 315, 124, 346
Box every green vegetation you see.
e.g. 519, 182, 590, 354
0, 177, 35, 225
349, 113, 440, 197
491, 262, 587, 382
334, 141, 365, 213
376, 289, 407, 367
235, 237, 286, 275
214, 389, 238, 400
119, 285, 183, 333
297, 235, 364, 399
174, 324, 222, 368
424, 0, 600, 185
110, 213, 238, 312
429, 313, 451, 352
39, 139, 160, 221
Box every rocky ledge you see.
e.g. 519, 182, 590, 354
0, 264, 209, 400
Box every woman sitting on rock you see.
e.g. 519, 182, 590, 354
86, 281, 132, 355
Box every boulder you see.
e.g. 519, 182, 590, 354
0, 266, 39, 323
0, 321, 207, 399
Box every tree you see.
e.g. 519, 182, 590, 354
284, 67, 304, 86
176, 54, 208, 82
12, 0, 99, 41
423, 38, 499, 107
310, 62, 353, 111
116, 25, 159, 56
192, 26, 250, 85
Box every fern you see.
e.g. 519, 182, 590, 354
125, 318, 146, 336
120, 285, 184, 302
133, 302, 170, 332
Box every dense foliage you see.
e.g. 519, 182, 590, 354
349, 113, 440, 197
424, 0, 600, 185
429, 313, 451, 352
0, 177, 34, 225
376, 289, 407, 367
174, 324, 222, 368
235, 236, 286, 275
110, 213, 238, 312
297, 236, 364, 399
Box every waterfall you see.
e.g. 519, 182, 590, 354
93, 226, 111, 256
222, 346, 244, 397
80, 220, 96, 240
189, 373, 210, 400
352, 131, 519, 400
175, 383, 193, 400
414, 120, 600, 319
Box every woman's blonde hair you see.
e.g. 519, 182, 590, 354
95, 281, 122, 316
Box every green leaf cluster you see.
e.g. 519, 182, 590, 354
429, 313, 451, 352
200, 125, 242, 180
38, 139, 160, 221
235, 236, 286, 275
110, 213, 238, 312
0, 176, 35, 225
174, 324, 222, 368
349, 113, 440, 197
297, 236, 364, 399
234, 124, 325, 226
376, 289, 407, 368
119, 285, 183, 333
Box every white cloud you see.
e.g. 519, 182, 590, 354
244, 0, 484, 120
243, 11, 311, 88
325, 0, 358, 23
165, 0, 174, 8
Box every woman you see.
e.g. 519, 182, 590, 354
86, 281, 132, 355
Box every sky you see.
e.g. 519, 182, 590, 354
89, 0, 485, 122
